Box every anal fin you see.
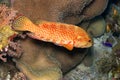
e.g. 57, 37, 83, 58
62, 43, 73, 51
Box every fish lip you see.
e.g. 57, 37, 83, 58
75, 42, 92, 49
81, 42, 92, 48
87, 42, 92, 47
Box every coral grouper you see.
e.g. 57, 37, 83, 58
12, 16, 92, 50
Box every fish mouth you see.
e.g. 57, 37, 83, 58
85, 42, 92, 48
81, 42, 92, 48
85, 39, 93, 48
87, 42, 92, 47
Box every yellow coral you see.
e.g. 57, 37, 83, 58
0, 25, 17, 50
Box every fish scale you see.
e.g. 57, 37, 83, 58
38, 23, 72, 43
12, 16, 92, 50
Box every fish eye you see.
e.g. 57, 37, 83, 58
88, 39, 91, 42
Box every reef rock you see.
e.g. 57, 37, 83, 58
12, 0, 108, 24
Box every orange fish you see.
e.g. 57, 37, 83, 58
12, 16, 92, 50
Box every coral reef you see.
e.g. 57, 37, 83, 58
64, 64, 93, 80
2, 0, 120, 80
64, 1, 120, 79
64, 33, 116, 80
0, 4, 18, 49
0, 60, 19, 80
0, 4, 17, 27
0, 4, 91, 80
0, 5, 18, 62
0, 26, 17, 50
12, 0, 108, 24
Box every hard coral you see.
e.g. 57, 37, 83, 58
12, 0, 91, 24
14, 37, 88, 80
87, 16, 106, 37
15, 38, 62, 80
12, 0, 108, 24
82, 0, 108, 20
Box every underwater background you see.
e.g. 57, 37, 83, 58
0, 0, 120, 80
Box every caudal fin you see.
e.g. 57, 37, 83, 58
12, 16, 36, 31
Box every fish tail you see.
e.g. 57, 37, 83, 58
12, 16, 36, 32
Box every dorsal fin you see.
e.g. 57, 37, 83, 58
35, 20, 49, 26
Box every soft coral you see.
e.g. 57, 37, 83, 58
0, 4, 17, 27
